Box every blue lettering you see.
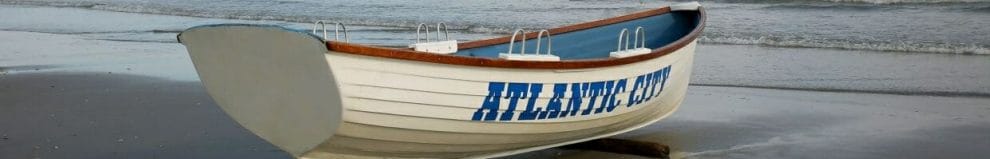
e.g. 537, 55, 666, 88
474, 65, 671, 121
627, 75, 644, 107
518, 84, 544, 120
594, 80, 615, 114
500, 83, 529, 121
648, 69, 663, 98
607, 79, 626, 112
655, 66, 671, 97
639, 71, 654, 103
561, 83, 588, 118
581, 81, 605, 115
540, 83, 567, 119
472, 82, 504, 121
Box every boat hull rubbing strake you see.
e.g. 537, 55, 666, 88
177, 25, 343, 157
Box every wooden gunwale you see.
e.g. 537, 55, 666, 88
325, 7, 706, 69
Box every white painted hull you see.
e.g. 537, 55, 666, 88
180, 13, 700, 157
307, 42, 694, 158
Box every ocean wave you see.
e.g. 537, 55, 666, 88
3, 0, 987, 55
689, 83, 990, 97
0, 1, 412, 28
821, 0, 989, 4
967, 5, 990, 12
80, 3, 536, 32
0, 0, 628, 31
759, 0, 990, 11
700, 35, 990, 55
0, 0, 103, 8
680, 0, 990, 5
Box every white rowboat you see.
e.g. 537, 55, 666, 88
178, 2, 705, 158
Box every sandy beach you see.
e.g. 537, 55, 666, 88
2, 3, 989, 159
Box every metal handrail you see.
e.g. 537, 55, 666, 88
535, 30, 553, 55
416, 23, 430, 43
313, 20, 328, 41
436, 23, 449, 41
633, 26, 646, 48
507, 29, 526, 55
616, 28, 630, 51
312, 21, 348, 42
335, 22, 348, 42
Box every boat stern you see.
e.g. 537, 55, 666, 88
178, 24, 343, 157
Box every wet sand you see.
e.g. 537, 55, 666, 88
3, 5, 990, 159
4, 73, 988, 159
0, 72, 290, 159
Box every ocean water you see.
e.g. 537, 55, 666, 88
2, 1, 990, 159
1, 0, 988, 54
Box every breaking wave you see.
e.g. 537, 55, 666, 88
2, 0, 988, 55
820, 0, 988, 4
690, 83, 990, 97
0, 1, 412, 28
690, 0, 990, 4
700, 35, 990, 55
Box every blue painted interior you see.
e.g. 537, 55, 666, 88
455, 11, 700, 60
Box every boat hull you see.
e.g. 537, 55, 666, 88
179, 24, 344, 156
306, 41, 694, 158
178, 5, 703, 158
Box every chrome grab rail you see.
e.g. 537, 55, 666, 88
535, 29, 553, 55
416, 23, 431, 43
616, 28, 630, 52
312, 21, 348, 42
415, 23, 451, 43
505, 29, 553, 56
313, 21, 328, 41
335, 22, 348, 42
506, 29, 526, 55
436, 23, 449, 41
633, 26, 646, 48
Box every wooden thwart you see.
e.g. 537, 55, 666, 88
561, 138, 671, 159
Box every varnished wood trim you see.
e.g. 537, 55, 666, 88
325, 6, 706, 69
